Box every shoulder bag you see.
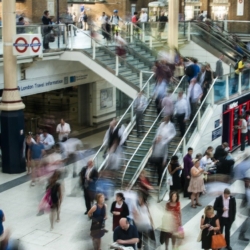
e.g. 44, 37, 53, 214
211, 231, 227, 249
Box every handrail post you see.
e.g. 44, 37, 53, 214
147, 80, 150, 99
130, 23, 133, 43
116, 56, 119, 76
65, 25, 68, 47
142, 23, 145, 42
224, 19, 228, 32
225, 75, 229, 100
182, 137, 186, 158
238, 73, 242, 95
211, 85, 215, 107
149, 36, 152, 49
197, 111, 201, 132
93, 40, 96, 59
70, 25, 74, 50
38, 26, 41, 36
140, 71, 143, 90
131, 106, 134, 122
187, 21, 191, 41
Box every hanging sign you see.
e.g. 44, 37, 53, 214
237, 0, 244, 16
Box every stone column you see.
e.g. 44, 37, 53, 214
0, 0, 26, 173
168, 0, 179, 49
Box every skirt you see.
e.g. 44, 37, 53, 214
188, 175, 205, 193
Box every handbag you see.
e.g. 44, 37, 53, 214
49, 34, 55, 42
197, 230, 202, 242
211, 232, 227, 249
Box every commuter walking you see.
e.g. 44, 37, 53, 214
41, 10, 53, 50
174, 89, 190, 137
88, 193, 107, 250
16, 17, 25, 34
151, 116, 176, 185
103, 17, 111, 44
47, 170, 62, 230
138, 9, 148, 30
134, 91, 147, 137
188, 159, 205, 208
215, 54, 224, 79
29, 134, 45, 186
162, 191, 182, 250
200, 206, 220, 250
0, 209, 10, 250
137, 170, 153, 202
40, 129, 55, 151
80, 160, 98, 214
247, 110, 250, 146
201, 63, 214, 103
185, 59, 200, 82
168, 155, 183, 191
56, 118, 71, 142
233, 55, 247, 93
182, 147, 193, 198
153, 77, 167, 115
188, 78, 203, 121
213, 188, 236, 250
110, 10, 122, 37
238, 115, 247, 153
110, 193, 129, 231
25, 133, 36, 174
161, 91, 174, 119
158, 12, 168, 39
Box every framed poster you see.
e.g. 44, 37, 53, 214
100, 88, 113, 109
47, 0, 55, 16
237, 0, 244, 16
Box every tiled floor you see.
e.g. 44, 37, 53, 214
0, 131, 250, 250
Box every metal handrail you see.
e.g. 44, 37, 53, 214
158, 77, 218, 202
92, 72, 155, 166
121, 75, 187, 187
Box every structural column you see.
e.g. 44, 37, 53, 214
168, 0, 179, 49
0, 0, 26, 173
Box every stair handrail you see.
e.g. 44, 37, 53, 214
158, 77, 218, 202
92, 71, 155, 171
121, 75, 187, 188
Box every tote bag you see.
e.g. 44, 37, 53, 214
211, 232, 227, 249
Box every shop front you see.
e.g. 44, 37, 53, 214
222, 93, 250, 151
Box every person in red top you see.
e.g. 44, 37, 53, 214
131, 12, 139, 37
137, 170, 154, 201
164, 191, 182, 250
131, 12, 138, 24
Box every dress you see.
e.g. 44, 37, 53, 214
188, 167, 205, 193
201, 215, 218, 249
90, 204, 106, 239
112, 203, 123, 231
170, 162, 182, 191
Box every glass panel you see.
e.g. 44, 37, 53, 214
228, 71, 237, 97
242, 68, 250, 93
214, 75, 227, 103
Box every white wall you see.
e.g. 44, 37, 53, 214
180, 41, 230, 75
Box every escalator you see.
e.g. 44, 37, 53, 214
121, 77, 218, 200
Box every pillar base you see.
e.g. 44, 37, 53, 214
1, 110, 26, 174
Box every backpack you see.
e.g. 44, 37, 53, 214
185, 64, 195, 78
110, 15, 119, 23
50, 183, 60, 205
234, 59, 242, 70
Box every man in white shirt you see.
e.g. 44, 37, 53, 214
161, 90, 174, 119
40, 129, 55, 151
197, 64, 206, 87
188, 78, 203, 121
138, 9, 148, 23
56, 119, 71, 142
152, 116, 176, 185
134, 91, 148, 137
238, 115, 247, 152
174, 89, 190, 137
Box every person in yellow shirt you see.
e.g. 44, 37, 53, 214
233, 55, 247, 93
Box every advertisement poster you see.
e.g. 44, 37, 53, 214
100, 88, 113, 109
237, 0, 244, 16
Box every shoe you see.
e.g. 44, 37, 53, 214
84, 211, 88, 215
191, 205, 197, 208
196, 203, 202, 206
238, 234, 249, 241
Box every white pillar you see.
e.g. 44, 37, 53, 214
168, 0, 179, 49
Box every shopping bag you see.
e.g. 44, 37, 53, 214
211, 232, 227, 249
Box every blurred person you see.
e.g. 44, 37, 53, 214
200, 205, 220, 250
203, 146, 214, 157
25, 132, 35, 174
234, 55, 247, 93
161, 90, 174, 119
162, 191, 182, 250
138, 9, 148, 26
185, 58, 200, 82
182, 147, 193, 198
174, 88, 190, 137
29, 134, 45, 186
40, 129, 55, 151
247, 110, 250, 146
214, 142, 228, 160
131, 11, 138, 24
197, 64, 206, 87
200, 152, 217, 173
110, 193, 129, 231
103, 16, 111, 45
188, 78, 203, 121
60, 10, 75, 36
41, 10, 53, 50
113, 218, 139, 249
137, 170, 153, 202
201, 63, 214, 103
134, 91, 148, 137
168, 155, 183, 192
47, 170, 62, 230
115, 33, 127, 66
0, 209, 9, 250
237, 115, 247, 153
110, 10, 122, 37
158, 12, 168, 39
88, 193, 107, 250
80, 160, 98, 214
188, 159, 205, 208
215, 54, 224, 79
16, 16, 25, 34
56, 118, 71, 142
195, 153, 203, 161
133, 192, 154, 250
150, 116, 176, 185
213, 188, 236, 250
153, 76, 167, 115
82, 11, 88, 30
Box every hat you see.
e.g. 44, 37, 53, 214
113, 10, 118, 13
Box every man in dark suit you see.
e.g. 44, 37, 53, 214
214, 188, 236, 250
80, 160, 98, 214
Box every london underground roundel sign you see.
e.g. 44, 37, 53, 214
13, 37, 29, 53
30, 37, 41, 53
